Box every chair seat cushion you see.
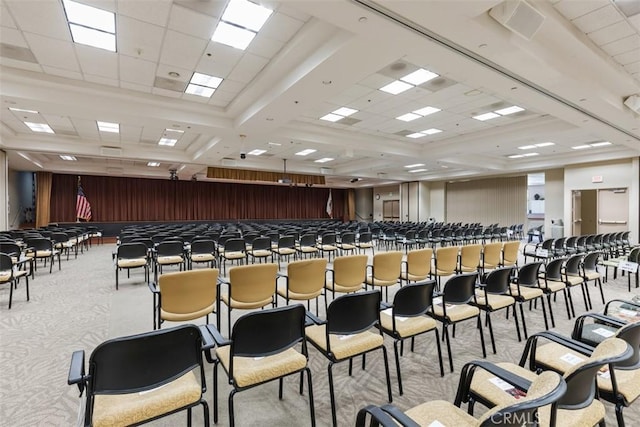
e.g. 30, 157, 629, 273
0, 271, 11, 282
249, 250, 271, 257
474, 292, 515, 310
598, 366, 640, 404
191, 253, 214, 262
325, 280, 363, 294
297, 246, 318, 253
221, 293, 272, 310
540, 279, 566, 292
534, 342, 588, 372
565, 275, 585, 286
319, 245, 337, 251
35, 250, 55, 257
91, 371, 201, 427
509, 284, 543, 300
365, 275, 397, 287
538, 399, 605, 427
161, 302, 215, 322
338, 244, 356, 250
157, 256, 183, 265
400, 272, 429, 282
432, 302, 479, 322
274, 248, 296, 256
379, 310, 437, 338
305, 325, 383, 360
584, 270, 601, 281
118, 258, 147, 268
216, 346, 307, 388
404, 400, 477, 426
222, 251, 245, 260
276, 286, 323, 301
356, 243, 373, 248
469, 362, 536, 407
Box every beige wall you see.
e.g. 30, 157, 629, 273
0, 150, 6, 230
563, 158, 639, 243
430, 181, 446, 222
544, 169, 564, 236
372, 185, 400, 222
354, 187, 373, 222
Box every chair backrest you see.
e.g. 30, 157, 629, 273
393, 280, 436, 318
299, 233, 317, 247
321, 233, 336, 245
482, 266, 515, 294
544, 258, 566, 281
483, 242, 503, 267
286, 258, 327, 295
224, 238, 246, 252
564, 254, 583, 275
190, 239, 215, 254
460, 244, 482, 269
326, 290, 381, 335
251, 237, 271, 251
442, 272, 478, 304
406, 248, 432, 277
333, 255, 367, 288
117, 242, 147, 259
582, 252, 600, 271
89, 325, 203, 395
277, 236, 295, 249
541, 238, 555, 250
159, 269, 218, 317
0, 253, 14, 273
358, 232, 372, 244
502, 241, 520, 266
26, 237, 53, 251
372, 251, 403, 281
228, 263, 278, 303
0, 243, 21, 257
614, 322, 640, 369
435, 246, 458, 272
340, 232, 356, 245
517, 262, 543, 287
628, 247, 640, 263
156, 240, 184, 257
231, 304, 306, 357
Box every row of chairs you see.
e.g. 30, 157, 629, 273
524, 231, 632, 263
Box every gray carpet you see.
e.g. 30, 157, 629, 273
1, 242, 638, 426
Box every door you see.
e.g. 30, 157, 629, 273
383, 200, 400, 221
598, 188, 629, 234
581, 190, 598, 235
572, 190, 581, 236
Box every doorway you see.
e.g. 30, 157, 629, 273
383, 200, 400, 221
571, 188, 629, 236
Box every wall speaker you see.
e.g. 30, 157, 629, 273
623, 95, 640, 114
489, 0, 545, 40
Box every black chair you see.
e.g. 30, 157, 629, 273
272, 235, 296, 266
154, 240, 186, 281
305, 290, 392, 427
317, 233, 338, 262
189, 239, 217, 269
337, 231, 357, 256
539, 257, 574, 326
207, 304, 315, 427
25, 237, 61, 273
115, 242, 149, 289
67, 324, 211, 427
509, 262, 548, 339
379, 280, 444, 395
0, 252, 30, 309
296, 233, 319, 259
247, 236, 272, 263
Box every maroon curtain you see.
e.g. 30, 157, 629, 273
48, 174, 345, 222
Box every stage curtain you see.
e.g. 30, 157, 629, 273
48, 174, 345, 222
35, 171, 52, 228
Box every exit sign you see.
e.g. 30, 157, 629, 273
592, 175, 603, 183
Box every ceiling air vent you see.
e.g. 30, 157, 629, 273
101, 146, 122, 157
489, 0, 545, 40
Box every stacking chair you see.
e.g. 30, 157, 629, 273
271, 235, 296, 267
539, 257, 574, 326
218, 238, 246, 275
208, 305, 315, 427
509, 262, 548, 338
355, 231, 374, 255
430, 272, 486, 372
189, 239, 216, 269
336, 231, 357, 256
400, 248, 432, 285
570, 299, 640, 347
67, 325, 211, 427
296, 233, 319, 259
481, 242, 502, 273
51, 231, 77, 260
523, 238, 554, 263
305, 290, 392, 427
582, 252, 605, 304
149, 268, 218, 330
115, 242, 149, 290
219, 263, 278, 337
154, 240, 185, 281
458, 244, 482, 274
317, 233, 338, 262
0, 253, 30, 309
565, 236, 578, 255
563, 254, 591, 313
365, 251, 403, 302
277, 258, 327, 315
25, 237, 61, 274
246, 236, 272, 264
324, 254, 367, 307
501, 240, 520, 268
355, 370, 566, 427
379, 280, 444, 395
432, 246, 458, 288
472, 266, 519, 353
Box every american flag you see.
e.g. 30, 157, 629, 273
76, 184, 92, 221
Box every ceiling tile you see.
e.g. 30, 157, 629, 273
1, 27, 28, 48
117, 15, 165, 62
201, 41, 244, 76
71, 118, 100, 139
572, 5, 624, 34
119, 55, 157, 86
247, 34, 285, 59
258, 12, 305, 43
76, 45, 118, 79
1, 4, 17, 28
159, 29, 208, 69
554, 0, 610, 20
5, 0, 71, 40
42, 114, 75, 131
624, 60, 640, 73
629, 13, 640, 31
614, 49, 640, 64
119, 124, 142, 142
216, 79, 245, 94
23, 32, 80, 71
168, 4, 217, 39
174, 0, 225, 18
277, 4, 312, 23
600, 34, 640, 56
156, 63, 192, 82
0, 56, 42, 72
229, 52, 269, 83
151, 87, 183, 98
84, 74, 119, 87
119, 81, 153, 93
117, 0, 172, 27
41, 65, 83, 80
587, 20, 636, 45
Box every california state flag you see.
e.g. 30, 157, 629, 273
326, 190, 333, 219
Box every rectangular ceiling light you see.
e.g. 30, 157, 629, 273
24, 122, 54, 133
185, 85, 215, 97
473, 112, 500, 121
63, 0, 116, 52
9, 107, 38, 114
396, 113, 421, 122
400, 68, 439, 85
495, 106, 525, 115
421, 128, 442, 135
295, 149, 317, 156
315, 157, 334, 163
158, 138, 178, 146
535, 142, 555, 147
60, 155, 77, 161
406, 132, 425, 139
248, 149, 266, 155
379, 80, 413, 95
147, 162, 160, 167
518, 145, 536, 150
404, 163, 425, 168
408, 168, 428, 173
590, 141, 612, 147
507, 154, 524, 158
332, 107, 358, 117
268, 142, 281, 146
185, 72, 223, 98
571, 144, 591, 150
320, 113, 343, 122
97, 121, 119, 133
212, 0, 272, 50
522, 152, 539, 157
413, 106, 441, 116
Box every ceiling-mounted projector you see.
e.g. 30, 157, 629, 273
623, 95, 640, 114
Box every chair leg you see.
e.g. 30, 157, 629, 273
201, 400, 210, 427
444, 324, 454, 372
381, 347, 393, 403
305, 368, 316, 427
477, 316, 486, 358
393, 340, 403, 395
512, 305, 521, 342
596, 279, 605, 305
328, 362, 338, 427
519, 302, 528, 339
546, 294, 556, 327
615, 403, 626, 427
229, 389, 237, 427
486, 312, 496, 354
213, 361, 219, 423
278, 377, 284, 399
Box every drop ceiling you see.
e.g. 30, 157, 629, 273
1, 0, 639, 188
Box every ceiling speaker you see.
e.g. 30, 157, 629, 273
623, 95, 640, 114
489, 0, 545, 40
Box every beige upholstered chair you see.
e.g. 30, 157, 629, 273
501, 241, 520, 268
482, 242, 503, 272
0, 253, 30, 309
220, 263, 278, 336
400, 248, 432, 285
277, 258, 327, 314
365, 251, 402, 301
324, 254, 367, 307
150, 268, 219, 330
458, 244, 482, 274
432, 246, 458, 288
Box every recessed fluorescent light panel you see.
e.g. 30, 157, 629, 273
158, 128, 183, 147
185, 72, 223, 98
494, 106, 524, 115
25, 122, 54, 133
571, 145, 591, 150
158, 138, 177, 146
147, 162, 160, 167
268, 142, 281, 146
248, 149, 266, 155
60, 155, 77, 161
406, 132, 425, 139
400, 68, 439, 85
320, 107, 358, 122
518, 142, 554, 150
408, 168, 428, 173
421, 128, 442, 135
396, 113, 421, 122
212, 0, 272, 50
405, 163, 425, 168
63, 0, 116, 52
97, 121, 119, 133
590, 141, 611, 147
295, 149, 317, 156
518, 145, 536, 150
535, 142, 555, 147
473, 112, 500, 121
412, 106, 441, 116
315, 158, 334, 163
379, 80, 413, 95
508, 154, 524, 159
320, 113, 343, 122
9, 107, 38, 114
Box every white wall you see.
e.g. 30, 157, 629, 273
544, 169, 564, 236
372, 184, 400, 221
0, 150, 7, 230
563, 158, 639, 243
354, 187, 373, 222
429, 181, 446, 223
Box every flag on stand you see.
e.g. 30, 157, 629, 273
76, 181, 92, 221
326, 189, 333, 219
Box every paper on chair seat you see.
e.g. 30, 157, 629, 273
592, 327, 615, 338
560, 353, 584, 365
